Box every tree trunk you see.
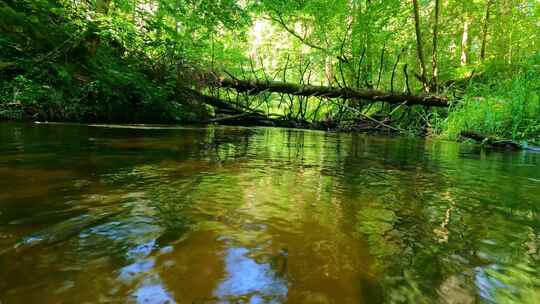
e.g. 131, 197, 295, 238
215, 78, 449, 107
364, 0, 373, 86
460, 16, 469, 66
480, 0, 492, 60
412, 0, 428, 91
325, 56, 334, 86
431, 0, 440, 91
505, 0, 514, 64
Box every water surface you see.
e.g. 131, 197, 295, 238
1, 122, 539, 303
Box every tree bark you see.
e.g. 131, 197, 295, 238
215, 78, 449, 107
412, 0, 428, 90
480, 0, 493, 60
364, 0, 373, 86
431, 0, 440, 91
503, 0, 514, 64
460, 16, 470, 66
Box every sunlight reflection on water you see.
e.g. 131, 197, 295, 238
215, 247, 288, 303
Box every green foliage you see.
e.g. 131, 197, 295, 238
441, 54, 540, 143
1, 0, 539, 139
0, 0, 216, 122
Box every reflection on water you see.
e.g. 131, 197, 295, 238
215, 247, 287, 303
0, 122, 539, 303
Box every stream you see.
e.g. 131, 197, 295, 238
1, 122, 539, 303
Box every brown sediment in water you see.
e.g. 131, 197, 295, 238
1, 123, 540, 303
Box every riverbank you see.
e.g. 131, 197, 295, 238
3, 59, 539, 146
2, 1, 538, 145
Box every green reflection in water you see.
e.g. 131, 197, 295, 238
0, 122, 539, 303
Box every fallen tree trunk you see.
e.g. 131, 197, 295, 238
179, 88, 302, 127
180, 87, 288, 117
461, 131, 540, 152
216, 78, 449, 107
181, 87, 244, 115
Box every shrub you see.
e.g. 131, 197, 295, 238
439, 54, 540, 144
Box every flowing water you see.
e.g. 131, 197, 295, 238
0, 122, 539, 304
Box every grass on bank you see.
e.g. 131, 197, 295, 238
437, 54, 540, 145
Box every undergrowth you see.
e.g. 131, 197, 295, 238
436, 54, 540, 144
0, 0, 201, 123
